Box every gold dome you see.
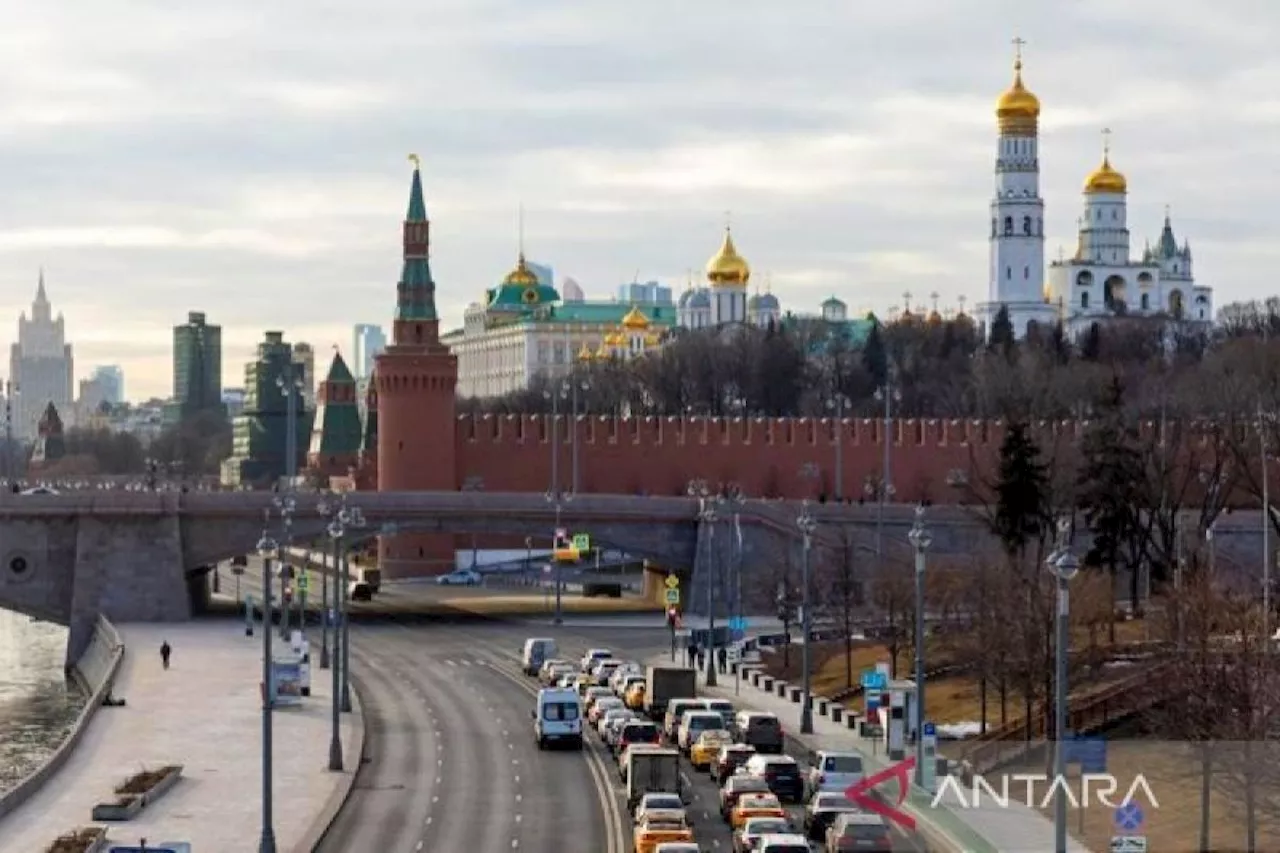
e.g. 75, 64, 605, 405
502, 253, 539, 287
576, 342, 594, 362
1083, 154, 1127, 195
705, 228, 750, 286
594, 342, 611, 360
621, 305, 651, 329
604, 330, 624, 347
996, 58, 1040, 136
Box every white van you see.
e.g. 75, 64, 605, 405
522, 637, 558, 676
532, 687, 583, 750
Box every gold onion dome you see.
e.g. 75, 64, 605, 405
705, 228, 750, 286
1084, 154, 1127, 194
502, 253, 539, 287
577, 342, 593, 361
996, 58, 1040, 135
621, 305, 651, 329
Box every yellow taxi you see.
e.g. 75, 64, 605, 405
730, 792, 786, 830
575, 674, 594, 696
689, 729, 732, 770
624, 681, 646, 711
633, 815, 694, 853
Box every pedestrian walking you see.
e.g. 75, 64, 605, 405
717, 646, 727, 673
159, 640, 172, 670
686, 640, 697, 668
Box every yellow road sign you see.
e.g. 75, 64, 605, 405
665, 574, 679, 589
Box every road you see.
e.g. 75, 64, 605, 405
313, 616, 925, 852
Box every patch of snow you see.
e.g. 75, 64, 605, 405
1102, 660, 1136, 668
936, 721, 983, 740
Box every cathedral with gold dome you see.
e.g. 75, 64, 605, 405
442, 226, 782, 399
977, 42, 1212, 337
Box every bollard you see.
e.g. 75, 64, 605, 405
789, 687, 802, 703
776, 681, 789, 698
816, 698, 829, 715
831, 706, 844, 723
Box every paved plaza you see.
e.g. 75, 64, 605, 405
0, 619, 361, 852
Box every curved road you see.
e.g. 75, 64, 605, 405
317, 620, 619, 853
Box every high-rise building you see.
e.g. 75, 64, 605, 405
351, 324, 386, 379
293, 342, 316, 407
171, 311, 222, 421
220, 331, 313, 487
9, 271, 74, 439
90, 365, 124, 404
617, 280, 673, 306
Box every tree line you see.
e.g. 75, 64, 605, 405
27, 409, 232, 480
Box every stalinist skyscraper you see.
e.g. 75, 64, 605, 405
10, 271, 74, 440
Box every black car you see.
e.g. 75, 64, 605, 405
737, 713, 784, 754
759, 756, 805, 804
803, 792, 859, 841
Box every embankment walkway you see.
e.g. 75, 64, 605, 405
0, 620, 362, 852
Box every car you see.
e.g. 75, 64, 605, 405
756, 832, 812, 853
826, 812, 893, 852
634, 791, 687, 825
663, 698, 704, 742
734, 815, 793, 853
653, 843, 700, 853
702, 697, 736, 728
719, 774, 772, 821
436, 569, 481, 586
624, 681, 647, 711
734, 711, 785, 754
616, 673, 646, 699
730, 792, 787, 830
599, 707, 634, 739
803, 791, 859, 842
633, 815, 694, 853
348, 581, 373, 601
616, 720, 662, 756
689, 729, 733, 770
581, 648, 613, 672
589, 696, 624, 725
541, 662, 575, 686
583, 686, 614, 712
742, 754, 806, 804
591, 659, 623, 686
678, 711, 727, 753
805, 750, 865, 800
532, 687, 583, 750
713, 743, 757, 784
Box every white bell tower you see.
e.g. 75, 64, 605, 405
979, 39, 1057, 337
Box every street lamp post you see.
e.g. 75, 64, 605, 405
1047, 518, 1080, 853
724, 484, 746, 696
827, 393, 850, 501
255, 522, 281, 853
570, 376, 591, 494
339, 509, 368, 714
324, 505, 352, 772
797, 500, 818, 734
907, 506, 933, 788
2, 380, 16, 485
872, 380, 901, 567
315, 494, 340, 670
545, 490, 571, 625
276, 372, 304, 640
463, 476, 484, 570
689, 479, 719, 687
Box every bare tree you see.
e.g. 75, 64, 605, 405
815, 525, 864, 692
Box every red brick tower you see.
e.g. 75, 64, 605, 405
373, 157, 458, 576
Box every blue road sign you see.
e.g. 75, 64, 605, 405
1114, 802, 1145, 832
860, 670, 888, 691
730, 628, 745, 642
1066, 735, 1108, 774
922, 721, 936, 737
728, 616, 749, 631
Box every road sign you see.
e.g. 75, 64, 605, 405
1109, 837, 1148, 853
1066, 735, 1108, 774
922, 721, 936, 737
727, 647, 741, 663
231, 565, 245, 575
543, 565, 552, 575
110, 845, 191, 853
860, 670, 888, 691
665, 588, 680, 605
728, 616, 749, 631
297, 571, 310, 592
1114, 802, 1145, 833
572, 533, 591, 552
665, 574, 680, 589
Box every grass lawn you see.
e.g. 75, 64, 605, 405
999, 741, 1280, 852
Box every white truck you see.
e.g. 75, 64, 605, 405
625, 746, 686, 811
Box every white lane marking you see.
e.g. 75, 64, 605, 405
511, 840, 519, 848
432, 795, 439, 803
516, 793, 522, 802
514, 775, 520, 783
416, 842, 424, 851
446, 659, 457, 666
435, 776, 441, 784
515, 814, 523, 823
425, 816, 432, 825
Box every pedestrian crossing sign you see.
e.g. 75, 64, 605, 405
665, 588, 680, 604
297, 571, 310, 592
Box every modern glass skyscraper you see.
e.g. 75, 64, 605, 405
171, 311, 222, 419
90, 365, 124, 404
351, 323, 386, 379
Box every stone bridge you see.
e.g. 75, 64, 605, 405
0, 490, 1270, 664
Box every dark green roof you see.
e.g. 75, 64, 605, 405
406, 168, 427, 221
325, 352, 355, 383
546, 302, 676, 325
361, 393, 377, 454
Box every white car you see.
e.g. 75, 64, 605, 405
436, 569, 481, 586
634, 791, 686, 824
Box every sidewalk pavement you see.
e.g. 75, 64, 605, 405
0, 620, 362, 852
661, 654, 1093, 853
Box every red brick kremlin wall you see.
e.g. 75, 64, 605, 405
453, 414, 1086, 501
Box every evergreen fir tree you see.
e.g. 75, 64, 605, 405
1080, 322, 1103, 361
861, 320, 888, 388
989, 305, 1016, 359
993, 419, 1050, 556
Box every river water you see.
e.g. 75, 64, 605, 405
0, 610, 84, 794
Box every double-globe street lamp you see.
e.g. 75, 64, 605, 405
796, 500, 818, 734
255, 491, 295, 853
826, 393, 851, 502
689, 479, 721, 688
1046, 517, 1081, 853
871, 379, 902, 568
545, 489, 572, 625
276, 371, 305, 640
906, 506, 933, 788
323, 496, 365, 769
723, 483, 747, 696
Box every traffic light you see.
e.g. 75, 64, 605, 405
666, 607, 677, 627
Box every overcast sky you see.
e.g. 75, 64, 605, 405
1, 0, 1276, 400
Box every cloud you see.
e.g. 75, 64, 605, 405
0, 0, 1276, 398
